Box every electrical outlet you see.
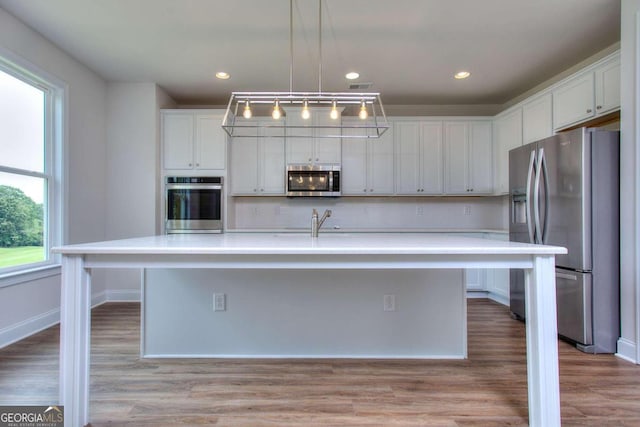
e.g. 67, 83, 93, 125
213, 293, 226, 311
416, 206, 424, 216
383, 294, 396, 312
463, 205, 472, 216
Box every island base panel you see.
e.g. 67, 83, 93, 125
143, 269, 466, 358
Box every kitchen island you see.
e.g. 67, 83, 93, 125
54, 232, 566, 427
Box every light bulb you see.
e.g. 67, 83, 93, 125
301, 99, 311, 120
243, 100, 252, 119
330, 100, 339, 120
272, 100, 281, 120
359, 101, 368, 120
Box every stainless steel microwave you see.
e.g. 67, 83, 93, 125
286, 164, 341, 197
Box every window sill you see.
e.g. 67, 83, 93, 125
0, 264, 61, 289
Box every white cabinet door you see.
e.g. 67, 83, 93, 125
468, 121, 493, 194
420, 122, 444, 194
522, 93, 553, 144
595, 57, 620, 115
259, 134, 285, 195
230, 124, 259, 194
315, 138, 341, 164
493, 108, 522, 195
368, 126, 395, 194
195, 114, 226, 170
163, 110, 227, 172
444, 121, 492, 195
484, 233, 510, 301
285, 110, 340, 164
163, 113, 194, 169
341, 138, 368, 195
553, 72, 595, 130
231, 120, 285, 195
465, 269, 486, 291
444, 122, 468, 194
395, 121, 422, 195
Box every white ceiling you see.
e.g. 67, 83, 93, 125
0, 0, 620, 106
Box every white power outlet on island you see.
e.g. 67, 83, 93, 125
213, 293, 226, 312
383, 294, 396, 312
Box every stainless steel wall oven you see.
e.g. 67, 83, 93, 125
165, 176, 223, 233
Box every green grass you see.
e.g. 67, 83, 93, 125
0, 246, 45, 268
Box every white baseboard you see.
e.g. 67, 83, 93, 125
616, 338, 637, 363
105, 289, 140, 302
0, 289, 141, 349
487, 292, 509, 307
0, 308, 60, 349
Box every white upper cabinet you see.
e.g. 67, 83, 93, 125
230, 119, 285, 195
552, 72, 595, 130
553, 53, 620, 131
342, 119, 394, 195
493, 108, 523, 195
468, 122, 493, 194
522, 93, 553, 144
162, 110, 227, 172
285, 108, 341, 165
594, 56, 621, 116
444, 121, 493, 195
395, 121, 443, 195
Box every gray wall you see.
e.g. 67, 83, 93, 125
0, 6, 107, 345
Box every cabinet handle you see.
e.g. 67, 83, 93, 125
363, 189, 367, 192
253, 189, 257, 192
369, 189, 373, 192
188, 163, 192, 167
596, 105, 602, 110
308, 158, 312, 162
586, 109, 592, 113
260, 188, 264, 192
196, 163, 200, 167
315, 158, 319, 161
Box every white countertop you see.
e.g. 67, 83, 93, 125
53, 233, 565, 256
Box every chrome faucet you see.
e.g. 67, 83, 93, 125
311, 208, 332, 237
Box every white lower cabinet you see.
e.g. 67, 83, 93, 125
457, 232, 509, 305
230, 120, 285, 195
484, 233, 510, 303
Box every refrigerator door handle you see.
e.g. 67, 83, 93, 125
526, 150, 536, 244
532, 149, 542, 243
539, 148, 550, 244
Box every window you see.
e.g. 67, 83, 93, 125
0, 55, 63, 276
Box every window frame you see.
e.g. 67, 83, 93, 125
0, 48, 66, 285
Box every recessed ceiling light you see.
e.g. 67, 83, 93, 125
215, 72, 230, 80
345, 72, 360, 80
454, 71, 471, 80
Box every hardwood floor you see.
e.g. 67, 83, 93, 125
1, 300, 639, 426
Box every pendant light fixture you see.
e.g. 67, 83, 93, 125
272, 99, 282, 119
221, 0, 388, 139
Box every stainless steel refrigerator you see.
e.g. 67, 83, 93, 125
509, 127, 619, 353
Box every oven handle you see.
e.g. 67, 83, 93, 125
166, 184, 223, 190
